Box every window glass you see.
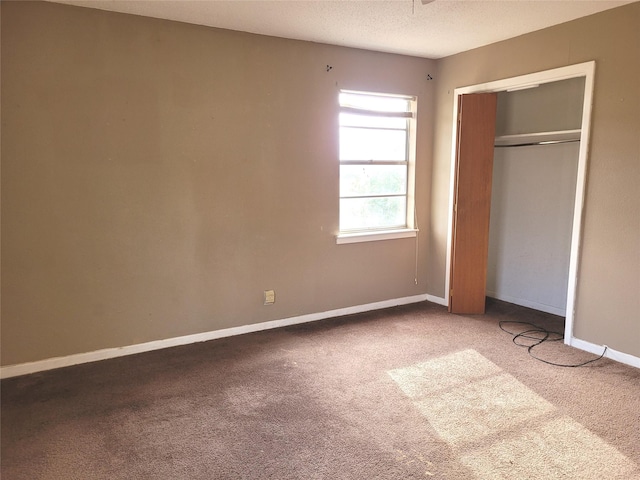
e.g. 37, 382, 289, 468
339, 113, 406, 129
340, 197, 407, 231
339, 128, 407, 161
338, 90, 415, 233
340, 165, 407, 197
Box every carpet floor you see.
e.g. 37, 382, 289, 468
2, 299, 639, 479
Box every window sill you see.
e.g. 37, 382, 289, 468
336, 229, 418, 245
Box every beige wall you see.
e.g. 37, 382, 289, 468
430, 2, 640, 356
2, 1, 639, 367
1, 1, 435, 365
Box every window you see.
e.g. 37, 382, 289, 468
338, 90, 417, 243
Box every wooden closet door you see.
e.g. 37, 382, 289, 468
449, 93, 498, 314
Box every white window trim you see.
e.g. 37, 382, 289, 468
336, 228, 418, 245
337, 90, 418, 244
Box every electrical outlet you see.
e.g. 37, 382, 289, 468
264, 290, 275, 305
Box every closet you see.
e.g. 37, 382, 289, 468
486, 78, 586, 315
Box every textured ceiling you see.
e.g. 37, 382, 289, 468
48, 0, 635, 59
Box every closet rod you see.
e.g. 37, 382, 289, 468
494, 139, 580, 148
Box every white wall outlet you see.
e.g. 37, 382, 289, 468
264, 290, 275, 305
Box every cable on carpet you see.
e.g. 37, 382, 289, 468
499, 321, 608, 367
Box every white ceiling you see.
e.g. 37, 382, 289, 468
49, 0, 635, 59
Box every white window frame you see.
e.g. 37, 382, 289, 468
336, 90, 418, 244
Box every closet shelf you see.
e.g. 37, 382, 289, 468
494, 129, 581, 147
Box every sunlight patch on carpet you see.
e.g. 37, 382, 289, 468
388, 349, 638, 479
412, 372, 554, 444
387, 349, 501, 398
461, 416, 639, 479
388, 350, 553, 444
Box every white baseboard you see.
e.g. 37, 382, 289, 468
1, 294, 434, 379
486, 291, 565, 317
567, 337, 640, 369
426, 294, 447, 307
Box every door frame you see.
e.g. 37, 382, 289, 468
444, 61, 596, 346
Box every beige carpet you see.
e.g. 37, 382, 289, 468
2, 299, 639, 479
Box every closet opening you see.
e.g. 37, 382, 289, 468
445, 62, 595, 347
488, 77, 585, 317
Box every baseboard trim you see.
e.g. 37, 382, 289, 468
1, 294, 433, 379
426, 294, 447, 307
567, 337, 640, 369
486, 291, 565, 317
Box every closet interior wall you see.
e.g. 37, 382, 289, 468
487, 78, 586, 316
